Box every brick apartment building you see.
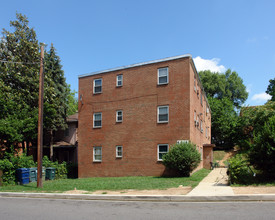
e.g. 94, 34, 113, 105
78, 54, 213, 177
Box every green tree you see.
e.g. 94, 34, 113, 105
67, 87, 78, 116
43, 44, 70, 159
266, 77, 275, 101
0, 13, 40, 148
199, 69, 248, 148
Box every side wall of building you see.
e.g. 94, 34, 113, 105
189, 61, 211, 169
78, 58, 192, 177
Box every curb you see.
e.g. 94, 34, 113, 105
1, 192, 275, 202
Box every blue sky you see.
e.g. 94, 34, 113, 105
1, 0, 274, 106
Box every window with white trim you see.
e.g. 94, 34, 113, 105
93, 78, 102, 94
116, 110, 123, 122
158, 144, 169, 161
93, 146, 102, 162
200, 120, 203, 133
116, 146, 123, 158
194, 75, 197, 92
93, 112, 102, 128
157, 106, 169, 123
158, 67, 169, 85
116, 74, 123, 87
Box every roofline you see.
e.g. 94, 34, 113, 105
78, 54, 192, 78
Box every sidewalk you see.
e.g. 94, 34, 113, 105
187, 168, 234, 196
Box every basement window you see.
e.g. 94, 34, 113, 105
158, 144, 169, 161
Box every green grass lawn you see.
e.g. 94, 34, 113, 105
0, 169, 210, 193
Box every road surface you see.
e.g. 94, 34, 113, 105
1, 197, 275, 220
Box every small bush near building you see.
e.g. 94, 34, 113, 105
162, 142, 201, 177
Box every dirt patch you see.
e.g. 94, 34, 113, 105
64, 185, 192, 195
233, 186, 275, 194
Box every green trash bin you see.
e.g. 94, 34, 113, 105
45, 167, 55, 180
29, 167, 37, 182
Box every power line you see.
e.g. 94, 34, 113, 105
0, 60, 40, 65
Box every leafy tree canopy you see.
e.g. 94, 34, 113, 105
266, 77, 275, 101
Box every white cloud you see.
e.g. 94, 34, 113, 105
251, 93, 271, 102
193, 56, 226, 73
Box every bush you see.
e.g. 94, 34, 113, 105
42, 156, 67, 179
0, 150, 36, 185
248, 115, 275, 180
228, 154, 254, 184
162, 142, 201, 177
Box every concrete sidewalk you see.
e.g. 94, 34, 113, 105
187, 168, 234, 196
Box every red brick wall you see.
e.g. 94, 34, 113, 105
78, 57, 211, 177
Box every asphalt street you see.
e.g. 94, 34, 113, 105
1, 197, 275, 220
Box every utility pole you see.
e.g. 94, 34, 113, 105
37, 45, 44, 188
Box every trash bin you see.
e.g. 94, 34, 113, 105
29, 167, 37, 182
16, 168, 30, 185
36, 167, 46, 181
45, 167, 55, 180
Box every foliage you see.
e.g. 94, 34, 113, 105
67, 87, 78, 116
236, 101, 275, 151
266, 77, 275, 101
199, 69, 248, 148
42, 156, 67, 179
208, 97, 238, 147
162, 142, 201, 177
0, 13, 70, 152
199, 69, 248, 108
228, 154, 254, 184
248, 115, 275, 179
0, 148, 36, 185
0, 169, 211, 192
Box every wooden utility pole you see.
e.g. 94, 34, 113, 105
37, 45, 44, 188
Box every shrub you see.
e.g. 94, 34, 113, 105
0, 150, 36, 185
162, 142, 201, 177
42, 156, 67, 179
228, 154, 254, 184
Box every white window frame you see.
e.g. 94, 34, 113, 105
200, 120, 203, 133
116, 146, 123, 158
93, 112, 102, 128
116, 74, 123, 87
194, 75, 197, 92
157, 67, 169, 85
157, 144, 169, 161
93, 146, 102, 162
93, 78, 102, 94
116, 110, 123, 123
157, 105, 169, 123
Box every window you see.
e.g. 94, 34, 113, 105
194, 111, 197, 126
93, 112, 102, 128
116, 74, 123, 87
158, 144, 169, 161
93, 78, 102, 94
200, 92, 203, 106
116, 146, 123, 158
93, 146, 102, 162
200, 120, 203, 133
158, 67, 169, 85
116, 110, 123, 122
206, 127, 208, 138
157, 106, 169, 123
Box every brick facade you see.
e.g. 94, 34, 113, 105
78, 55, 211, 177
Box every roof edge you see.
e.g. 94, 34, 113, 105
78, 54, 192, 78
